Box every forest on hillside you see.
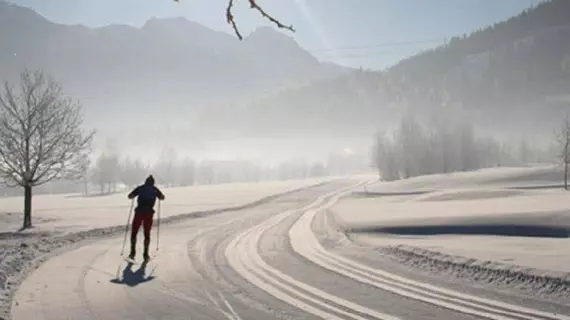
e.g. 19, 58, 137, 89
202, 0, 570, 138
390, 0, 570, 111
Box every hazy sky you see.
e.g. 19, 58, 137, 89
10, 0, 543, 69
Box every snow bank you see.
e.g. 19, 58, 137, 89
378, 244, 570, 299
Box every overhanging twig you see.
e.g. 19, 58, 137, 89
173, 0, 295, 40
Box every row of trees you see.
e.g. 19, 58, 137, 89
0, 151, 352, 198
87, 151, 333, 195
0, 69, 373, 229
372, 114, 553, 181
0, 70, 345, 228
0, 1, 299, 229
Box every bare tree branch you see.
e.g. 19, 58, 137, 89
247, 0, 295, 33
175, 0, 294, 40
226, 0, 243, 40
0, 69, 95, 187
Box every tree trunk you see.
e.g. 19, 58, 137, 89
564, 161, 568, 190
23, 185, 32, 229
564, 140, 570, 190
83, 177, 89, 196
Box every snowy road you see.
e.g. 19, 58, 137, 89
11, 180, 570, 320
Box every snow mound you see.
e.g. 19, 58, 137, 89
381, 244, 570, 299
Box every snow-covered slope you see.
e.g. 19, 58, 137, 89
333, 165, 570, 285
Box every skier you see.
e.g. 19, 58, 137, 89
127, 174, 165, 261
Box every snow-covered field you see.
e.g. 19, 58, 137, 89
333, 165, 570, 290
0, 177, 333, 319
0, 178, 333, 234
364, 164, 563, 192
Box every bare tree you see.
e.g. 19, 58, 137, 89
120, 157, 148, 190
555, 114, 570, 190
371, 131, 399, 181
457, 121, 477, 171
371, 114, 518, 182
0, 70, 95, 229
173, 0, 294, 40
154, 146, 178, 187
176, 157, 196, 187
395, 114, 425, 178
518, 138, 530, 165
80, 156, 91, 196
91, 152, 121, 194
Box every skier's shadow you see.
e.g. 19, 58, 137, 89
110, 261, 156, 287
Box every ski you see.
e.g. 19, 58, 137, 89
123, 253, 157, 265
124, 257, 138, 264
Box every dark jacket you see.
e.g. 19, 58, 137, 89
128, 175, 165, 214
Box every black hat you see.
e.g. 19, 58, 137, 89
145, 175, 155, 185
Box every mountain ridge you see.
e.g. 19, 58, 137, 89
0, 1, 351, 130
202, 0, 570, 140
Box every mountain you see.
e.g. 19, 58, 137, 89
388, 0, 570, 115
0, 1, 350, 129
202, 0, 570, 140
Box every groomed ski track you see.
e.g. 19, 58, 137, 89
11, 179, 570, 320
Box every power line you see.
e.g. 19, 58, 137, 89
312, 41, 445, 60
317, 50, 402, 59
304, 38, 445, 53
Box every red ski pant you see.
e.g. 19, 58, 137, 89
130, 212, 154, 252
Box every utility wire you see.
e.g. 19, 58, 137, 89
304, 38, 445, 53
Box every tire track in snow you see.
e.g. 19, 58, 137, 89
289, 190, 570, 320
225, 181, 401, 320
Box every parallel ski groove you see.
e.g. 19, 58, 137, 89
226, 182, 401, 320
289, 190, 570, 320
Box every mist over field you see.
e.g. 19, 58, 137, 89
0, 1, 569, 195
0, 0, 566, 195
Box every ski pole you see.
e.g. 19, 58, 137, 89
120, 199, 134, 257
156, 199, 161, 252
